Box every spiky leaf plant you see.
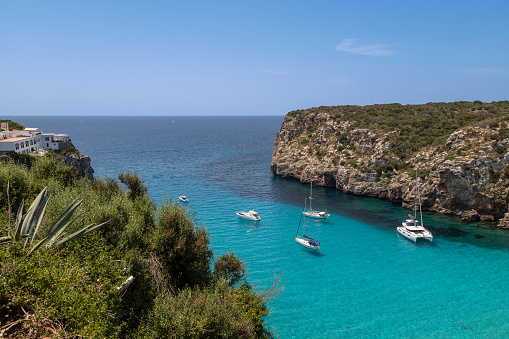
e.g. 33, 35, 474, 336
2, 186, 107, 254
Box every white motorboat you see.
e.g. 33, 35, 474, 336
295, 202, 320, 250
236, 210, 261, 221
302, 183, 330, 219
179, 196, 189, 202
397, 170, 433, 242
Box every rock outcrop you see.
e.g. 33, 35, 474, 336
65, 153, 94, 177
271, 102, 509, 228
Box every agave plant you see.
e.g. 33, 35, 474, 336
1, 186, 107, 255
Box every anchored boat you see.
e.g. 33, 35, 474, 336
236, 210, 261, 221
302, 183, 329, 219
397, 170, 433, 242
296, 199, 320, 250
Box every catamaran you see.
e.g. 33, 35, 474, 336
295, 199, 320, 250
302, 183, 330, 219
397, 170, 433, 242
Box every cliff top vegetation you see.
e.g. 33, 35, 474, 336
285, 100, 509, 162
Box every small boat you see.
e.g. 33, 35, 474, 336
295, 200, 320, 250
302, 183, 330, 219
236, 210, 261, 221
397, 170, 433, 242
179, 196, 189, 202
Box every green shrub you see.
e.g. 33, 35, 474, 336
214, 252, 246, 287
0, 162, 32, 214
118, 170, 148, 200
135, 280, 271, 339
7, 152, 36, 169
31, 156, 76, 187
0, 240, 125, 338
151, 199, 213, 291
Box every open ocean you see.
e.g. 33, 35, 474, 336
9, 116, 509, 338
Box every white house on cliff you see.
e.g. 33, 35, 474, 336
0, 122, 71, 155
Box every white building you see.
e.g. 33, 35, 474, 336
0, 125, 72, 155
0, 133, 41, 154
39, 133, 72, 151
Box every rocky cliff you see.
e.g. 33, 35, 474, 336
64, 152, 94, 177
271, 101, 509, 228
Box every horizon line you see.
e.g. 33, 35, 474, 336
1, 114, 287, 117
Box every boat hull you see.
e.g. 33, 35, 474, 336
236, 212, 260, 221
397, 226, 433, 242
302, 211, 330, 219
295, 237, 320, 250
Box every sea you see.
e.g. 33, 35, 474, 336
8, 116, 509, 338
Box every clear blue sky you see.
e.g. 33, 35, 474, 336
1, 0, 508, 116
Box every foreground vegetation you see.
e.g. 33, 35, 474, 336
0, 155, 273, 338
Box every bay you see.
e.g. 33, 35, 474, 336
10, 115, 509, 338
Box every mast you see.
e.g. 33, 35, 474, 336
417, 170, 423, 226
414, 170, 418, 221
303, 211, 306, 236
309, 183, 313, 212
297, 198, 305, 236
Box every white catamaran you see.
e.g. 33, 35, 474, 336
302, 183, 330, 219
397, 170, 433, 242
295, 199, 320, 250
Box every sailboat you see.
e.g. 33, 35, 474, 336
295, 199, 320, 250
302, 183, 330, 219
397, 170, 433, 242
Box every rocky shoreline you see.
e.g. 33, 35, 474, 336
270, 103, 509, 229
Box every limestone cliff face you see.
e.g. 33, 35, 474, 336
271, 104, 509, 228
65, 153, 94, 177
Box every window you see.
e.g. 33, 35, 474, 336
20, 143, 24, 148
25, 141, 29, 147
15, 143, 19, 150
45, 137, 49, 141
30, 140, 33, 145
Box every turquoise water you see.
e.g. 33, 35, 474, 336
12, 116, 509, 338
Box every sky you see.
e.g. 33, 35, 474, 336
1, 0, 508, 116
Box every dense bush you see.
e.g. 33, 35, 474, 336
152, 199, 213, 291
135, 280, 270, 338
0, 156, 273, 338
214, 252, 247, 287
